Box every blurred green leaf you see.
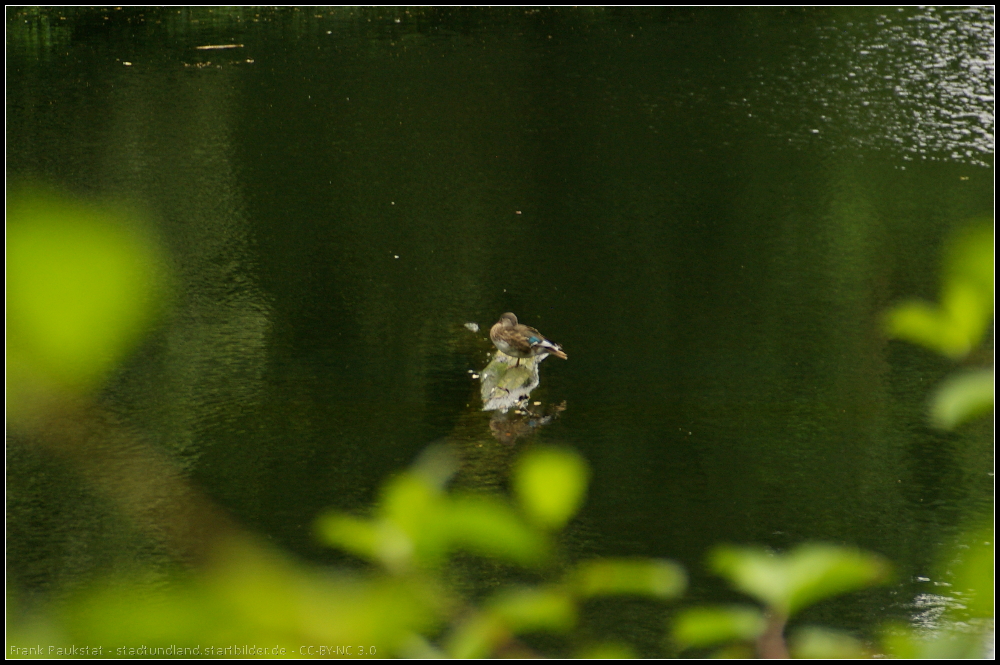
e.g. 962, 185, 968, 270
885, 221, 993, 360
710, 643, 756, 658
885, 299, 974, 360
445, 613, 507, 659
928, 368, 994, 430
671, 605, 765, 649
945, 524, 994, 620
514, 446, 590, 530
7, 189, 166, 404
317, 470, 448, 571
288, 574, 446, 654
881, 525, 993, 659
55, 546, 446, 657
570, 558, 687, 599
943, 221, 994, 305
63, 578, 238, 650
396, 634, 446, 659
445, 588, 576, 659
489, 586, 576, 632
445, 494, 550, 567
380, 472, 445, 531
316, 513, 413, 570
378, 473, 451, 566
316, 513, 380, 560
789, 626, 868, 659
882, 623, 988, 659
576, 642, 636, 658
320, 478, 549, 569
711, 544, 890, 617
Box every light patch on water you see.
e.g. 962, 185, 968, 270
737, 7, 993, 166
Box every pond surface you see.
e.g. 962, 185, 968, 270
7, 6, 993, 653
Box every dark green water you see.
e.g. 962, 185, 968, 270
7, 6, 993, 652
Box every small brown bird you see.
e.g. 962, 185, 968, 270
489, 312, 567, 362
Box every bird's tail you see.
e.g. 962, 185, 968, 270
536, 340, 568, 360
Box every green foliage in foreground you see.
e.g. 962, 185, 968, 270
885, 219, 994, 429
881, 520, 994, 659
877, 220, 994, 658
316, 444, 687, 657
7, 188, 167, 410
6, 192, 992, 658
671, 545, 890, 658
711, 543, 890, 618
5, 445, 900, 658
12, 441, 986, 658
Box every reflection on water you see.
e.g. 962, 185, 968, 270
737, 6, 994, 165
489, 402, 568, 446
6, 6, 993, 652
